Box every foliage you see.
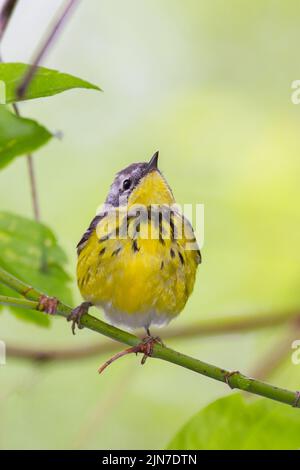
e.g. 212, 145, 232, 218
0, 62, 101, 103
1, 0, 300, 451
0, 61, 99, 324
0, 106, 52, 169
168, 394, 300, 450
0, 212, 72, 326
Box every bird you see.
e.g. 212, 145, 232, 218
68, 151, 201, 367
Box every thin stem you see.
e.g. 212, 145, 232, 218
10, 0, 80, 219
16, 0, 80, 99
0, 267, 300, 409
98, 346, 139, 374
12, 103, 40, 220
0, 295, 38, 310
164, 309, 299, 338
0, 2, 41, 221
6, 340, 119, 362
0, 0, 18, 41
26, 154, 40, 221
250, 326, 300, 380
1, 1, 79, 218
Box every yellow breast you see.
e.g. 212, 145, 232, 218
77, 206, 200, 329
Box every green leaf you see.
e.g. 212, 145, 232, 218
0, 106, 52, 169
0, 62, 101, 103
168, 394, 300, 450
0, 212, 73, 327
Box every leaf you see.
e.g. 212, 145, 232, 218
168, 394, 300, 450
0, 212, 73, 327
0, 62, 101, 103
0, 106, 52, 169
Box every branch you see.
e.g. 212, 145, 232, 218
6, 341, 119, 362
16, 0, 80, 99
12, 104, 41, 221
0, 267, 300, 408
6, 309, 300, 363
0, 1, 41, 222
250, 326, 300, 380
5, 1, 79, 218
0, 0, 18, 41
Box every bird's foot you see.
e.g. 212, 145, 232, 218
140, 334, 164, 365
224, 370, 240, 389
67, 301, 92, 335
98, 335, 164, 374
38, 295, 58, 315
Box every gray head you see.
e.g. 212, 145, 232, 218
105, 151, 160, 207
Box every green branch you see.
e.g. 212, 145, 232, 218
0, 266, 299, 409
6, 308, 299, 364
4, 302, 299, 364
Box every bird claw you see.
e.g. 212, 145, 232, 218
67, 301, 92, 335
98, 335, 164, 373
140, 335, 163, 365
38, 295, 58, 315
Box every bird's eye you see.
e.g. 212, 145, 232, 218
122, 179, 131, 190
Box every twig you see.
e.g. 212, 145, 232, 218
0, 295, 38, 309
7, 1, 79, 219
6, 309, 300, 363
0, 267, 300, 408
0, 0, 18, 41
26, 155, 40, 221
0, 2, 40, 220
12, 104, 40, 220
16, 0, 80, 99
1, 1, 79, 220
6, 341, 119, 362
250, 322, 300, 380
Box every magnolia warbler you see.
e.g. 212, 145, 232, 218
67, 152, 201, 366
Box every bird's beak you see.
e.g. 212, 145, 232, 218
146, 151, 159, 173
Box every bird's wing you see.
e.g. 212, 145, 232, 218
77, 212, 107, 255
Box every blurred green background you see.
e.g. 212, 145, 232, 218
1, 0, 300, 449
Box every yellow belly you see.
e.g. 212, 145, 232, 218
77, 212, 200, 329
